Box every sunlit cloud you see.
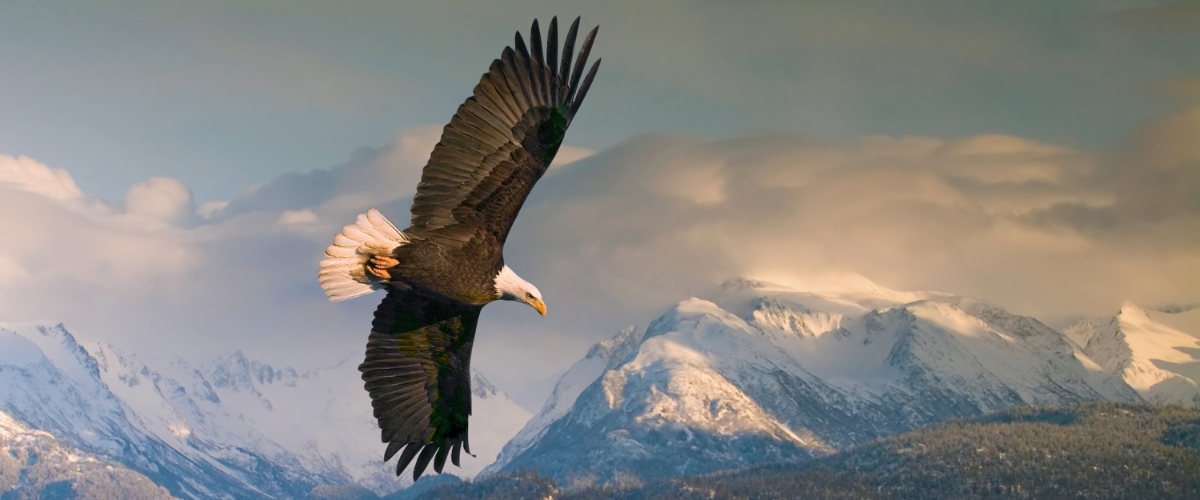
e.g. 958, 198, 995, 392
1, 96, 1197, 409
0, 155, 83, 200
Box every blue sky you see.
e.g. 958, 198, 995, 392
1, 1, 1198, 409
2, 0, 1197, 202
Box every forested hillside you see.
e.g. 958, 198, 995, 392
402, 403, 1200, 500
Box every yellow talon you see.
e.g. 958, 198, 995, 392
367, 256, 398, 280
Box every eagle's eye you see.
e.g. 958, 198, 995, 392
526, 292, 535, 299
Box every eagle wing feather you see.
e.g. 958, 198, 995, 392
361, 288, 480, 480
407, 17, 601, 248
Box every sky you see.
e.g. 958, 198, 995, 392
1, 0, 1198, 410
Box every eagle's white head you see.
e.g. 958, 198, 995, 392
493, 265, 546, 316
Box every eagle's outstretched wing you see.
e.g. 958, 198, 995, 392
360, 288, 481, 480
407, 17, 601, 247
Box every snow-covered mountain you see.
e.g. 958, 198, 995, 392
488, 276, 1151, 486
0, 322, 530, 499
1066, 302, 1200, 406
482, 326, 644, 478
0, 410, 175, 499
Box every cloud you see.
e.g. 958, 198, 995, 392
198, 201, 230, 220
1017, 100, 1200, 232
0, 186, 192, 304
1116, 104, 1200, 220
125, 177, 194, 226
278, 209, 318, 225
499, 105, 1200, 331
549, 145, 595, 170
211, 125, 441, 221
1, 99, 1198, 408
0, 155, 83, 200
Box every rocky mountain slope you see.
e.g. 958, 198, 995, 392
0, 410, 176, 500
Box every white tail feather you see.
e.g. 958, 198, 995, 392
318, 208, 408, 302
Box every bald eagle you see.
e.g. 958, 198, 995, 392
316, 17, 600, 480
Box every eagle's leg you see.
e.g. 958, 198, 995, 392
367, 255, 399, 280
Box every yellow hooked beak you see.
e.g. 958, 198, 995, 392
530, 298, 546, 316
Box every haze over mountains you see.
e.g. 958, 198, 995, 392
0, 323, 528, 499
3, 274, 1198, 498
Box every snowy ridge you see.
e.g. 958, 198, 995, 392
0, 410, 175, 499
1066, 302, 1200, 406
493, 276, 1151, 486
482, 325, 644, 477
87, 343, 390, 497
605, 299, 832, 449
0, 323, 262, 499
0, 323, 530, 499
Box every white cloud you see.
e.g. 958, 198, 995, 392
210, 126, 440, 221
1, 102, 1197, 407
0, 187, 193, 305
0, 128, 452, 367
198, 201, 230, 219
500, 104, 1200, 334
0, 155, 83, 200
278, 209, 318, 225
125, 177, 194, 225
549, 146, 596, 170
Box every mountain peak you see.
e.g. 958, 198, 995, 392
584, 325, 642, 361
1119, 301, 1149, 319
1067, 305, 1200, 406
0, 322, 78, 349
643, 297, 754, 344
709, 274, 949, 322
202, 349, 299, 392
718, 277, 781, 291
471, 368, 498, 398
676, 296, 727, 312
1, 322, 105, 388
0, 327, 46, 367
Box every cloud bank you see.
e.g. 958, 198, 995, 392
1, 98, 1197, 407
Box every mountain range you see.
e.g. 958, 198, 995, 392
3, 274, 1197, 497
486, 275, 1199, 486
0, 322, 529, 499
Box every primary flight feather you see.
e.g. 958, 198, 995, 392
316, 17, 601, 481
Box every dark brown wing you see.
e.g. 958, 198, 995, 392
359, 287, 481, 480
408, 17, 601, 247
